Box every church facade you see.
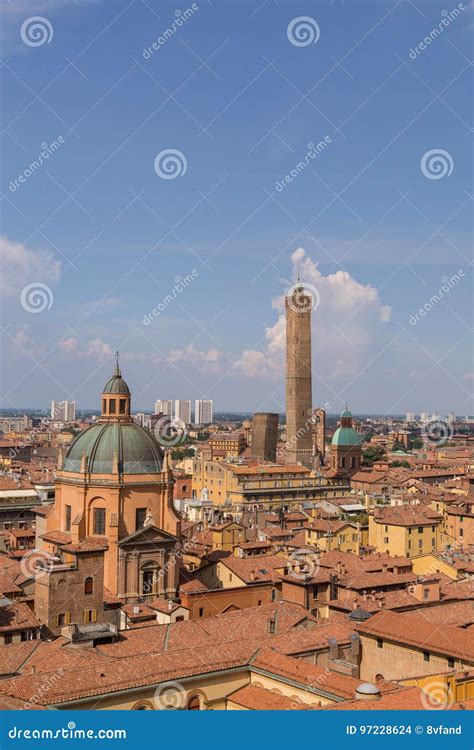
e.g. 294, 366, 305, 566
38, 360, 182, 610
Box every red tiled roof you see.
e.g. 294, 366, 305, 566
356, 610, 474, 661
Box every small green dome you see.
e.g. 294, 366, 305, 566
341, 408, 353, 418
63, 422, 163, 474
102, 375, 130, 394
331, 426, 362, 447
102, 355, 130, 394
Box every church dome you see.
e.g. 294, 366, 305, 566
331, 427, 362, 447
102, 358, 130, 394
62, 422, 163, 475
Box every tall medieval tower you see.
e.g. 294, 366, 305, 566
285, 283, 313, 467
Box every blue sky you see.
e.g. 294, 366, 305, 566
1, 0, 472, 414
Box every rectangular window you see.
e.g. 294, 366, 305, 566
448, 657, 454, 668
65, 504, 71, 532
423, 588, 430, 599
119, 399, 127, 414
419, 539, 423, 548
93, 508, 106, 535
423, 651, 430, 662
135, 508, 146, 530
377, 638, 383, 649
418, 527, 423, 533
109, 399, 116, 414
198, 608, 204, 617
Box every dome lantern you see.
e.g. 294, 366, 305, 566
101, 352, 131, 420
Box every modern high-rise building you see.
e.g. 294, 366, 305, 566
420, 412, 429, 423
285, 283, 313, 468
448, 412, 456, 423
51, 400, 76, 422
154, 400, 173, 416
194, 399, 213, 425
405, 412, 416, 423
174, 400, 191, 424
251, 413, 279, 462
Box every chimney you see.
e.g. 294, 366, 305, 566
168, 600, 174, 611
267, 617, 276, 635
133, 605, 139, 615
328, 637, 338, 659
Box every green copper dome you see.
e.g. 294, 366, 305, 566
102, 354, 130, 394
331, 426, 363, 447
340, 408, 353, 418
62, 422, 163, 474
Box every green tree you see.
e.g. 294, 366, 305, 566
361, 445, 386, 467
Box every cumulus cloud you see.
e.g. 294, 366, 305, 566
58, 337, 112, 361
235, 248, 391, 383
0, 236, 61, 297
169, 344, 224, 374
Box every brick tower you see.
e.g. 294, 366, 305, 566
285, 283, 313, 467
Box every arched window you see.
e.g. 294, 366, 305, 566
186, 696, 201, 711
84, 577, 94, 595
140, 562, 159, 596
132, 701, 154, 710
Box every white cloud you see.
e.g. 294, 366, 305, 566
235, 248, 391, 383
169, 344, 224, 374
58, 337, 112, 361
0, 236, 61, 297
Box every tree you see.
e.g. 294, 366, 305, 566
411, 437, 423, 449
391, 440, 406, 452
362, 445, 386, 467
389, 460, 410, 468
